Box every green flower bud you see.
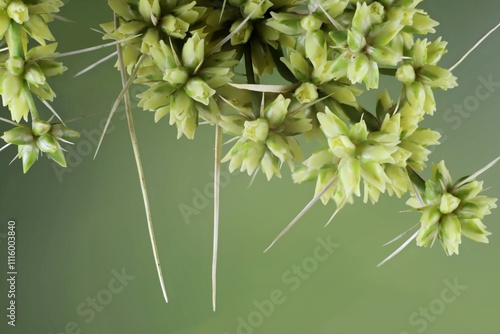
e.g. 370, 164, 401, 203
2, 126, 34, 145
243, 118, 269, 143
440, 214, 461, 255
264, 94, 290, 128
412, 12, 439, 35
440, 192, 461, 214
261, 150, 281, 180
242, 0, 273, 19
36, 134, 58, 153
361, 161, 391, 192
267, 12, 302, 36
347, 29, 366, 52
338, 158, 361, 196
24, 63, 46, 87
32, 121, 51, 136
266, 133, 291, 162
317, 108, 348, 139
329, 135, 356, 159
282, 49, 311, 82
305, 31, 327, 68
358, 141, 396, 164
367, 46, 401, 66
411, 39, 428, 68
294, 82, 318, 104
452, 181, 483, 201
5, 56, 24, 76
182, 33, 204, 72
300, 14, 322, 33
368, 2, 385, 24
184, 77, 215, 106
161, 14, 190, 39
364, 60, 379, 89
352, 2, 371, 34
163, 67, 189, 87
417, 65, 457, 90
329, 30, 347, 45
420, 206, 441, 230
396, 64, 416, 84
230, 19, 253, 45
433, 160, 453, 189
170, 90, 196, 139
461, 219, 490, 244
426, 38, 448, 65
139, 0, 161, 25
50, 124, 80, 141
19, 144, 38, 174
7, 1, 29, 24
47, 145, 67, 167
304, 149, 334, 171
416, 220, 438, 247
369, 20, 403, 46
349, 121, 369, 142
347, 53, 370, 84
241, 140, 265, 175
405, 82, 425, 111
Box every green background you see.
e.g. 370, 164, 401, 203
1, 1, 500, 333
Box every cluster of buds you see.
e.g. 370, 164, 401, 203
102, 0, 208, 72
0, 43, 67, 121
407, 161, 497, 255
0, 0, 63, 44
221, 94, 311, 179
136, 32, 238, 138
60, 1, 499, 297
102, 0, 497, 257
0, 0, 78, 173
1, 122, 79, 172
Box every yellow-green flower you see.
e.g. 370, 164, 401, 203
407, 161, 497, 255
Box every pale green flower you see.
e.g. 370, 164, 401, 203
2, 122, 79, 173
407, 161, 497, 255
221, 94, 310, 180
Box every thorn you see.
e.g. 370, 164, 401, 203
264, 177, 337, 253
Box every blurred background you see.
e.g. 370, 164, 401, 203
1, 1, 500, 333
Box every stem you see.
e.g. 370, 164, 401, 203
244, 44, 260, 118
7, 22, 40, 121
7, 22, 24, 58
244, 46, 256, 85
114, 15, 169, 304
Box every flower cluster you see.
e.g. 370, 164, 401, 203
0, 0, 495, 312
100, 0, 496, 256
0, 0, 79, 172
407, 161, 497, 255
